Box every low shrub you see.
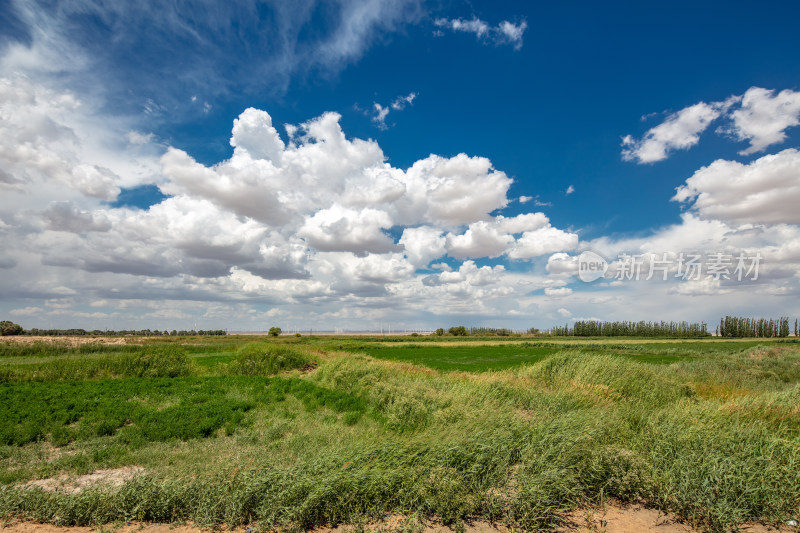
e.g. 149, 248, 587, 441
227, 343, 314, 376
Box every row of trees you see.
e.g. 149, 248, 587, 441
466, 327, 513, 336
434, 326, 466, 336
432, 326, 519, 337
717, 316, 793, 338
549, 320, 710, 338
18, 328, 227, 336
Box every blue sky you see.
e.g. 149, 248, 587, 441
1, 0, 799, 331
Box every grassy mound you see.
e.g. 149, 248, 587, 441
226, 343, 315, 376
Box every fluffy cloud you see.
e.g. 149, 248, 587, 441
444, 213, 571, 260
727, 87, 800, 155
497, 21, 528, 50
402, 153, 512, 225
230, 108, 285, 163
32, 196, 299, 280
399, 226, 446, 267
161, 147, 291, 225
622, 100, 732, 163
545, 287, 572, 297
508, 226, 579, 259
10, 306, 44, 316
0, 76, 122, 200
0, 76, 161, 212
546, 252, 578, 276
299, 206, 396, 254
668, 277, 727, 296
495, 213, 549, 233
673, 149, 800, 225
536, 212, 800, 328
1, 75, 588, 329
41, 202, 111, 233
351, 253, 416, 283
12, 75, 799, 331
622, 87, 800, 163
161, 109, 516, 238
422, 260, 505, 287
446, 221, 515, 258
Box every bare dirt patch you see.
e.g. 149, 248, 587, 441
554, 502, 794, 533
22, 467, 145, 495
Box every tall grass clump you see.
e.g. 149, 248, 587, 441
520, 351, 694, 407
226, 342, 314, 376
639, 401, 800, 530
0, 345, 191, 382
0, 341, 143, 359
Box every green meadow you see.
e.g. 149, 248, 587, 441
0, 335, 799, 532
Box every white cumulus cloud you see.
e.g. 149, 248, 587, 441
622, 87, 800, 163
508, 226, 579, 259
622, 100, 734, 163
299, 206, 397, 254
399, 226, 446, 267
545, 287, 572, 297
1, 75, 588, 330
726, 87, 800, 155
673, 149, 800, 225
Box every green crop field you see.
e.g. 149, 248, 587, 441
1, 335, 799, 532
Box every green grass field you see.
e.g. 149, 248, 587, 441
1, 335, 799, 531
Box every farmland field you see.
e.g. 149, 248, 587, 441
1, 335, 799, 532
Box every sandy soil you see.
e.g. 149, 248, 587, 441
555, 502, 794, 532
22, 467, 145, 495
1, 502, 795, 533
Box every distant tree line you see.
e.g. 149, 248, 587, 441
432, 326, 517, 337
548, 320, 710, 338
716, 316, 793, 338
19, 328, 227, 336
467, 327, 513, 336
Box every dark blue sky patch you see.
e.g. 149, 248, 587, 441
109, 185, 169, 210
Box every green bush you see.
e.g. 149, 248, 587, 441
0, 321, 23, 336
448, 326, 467, 336
227, 343, 313, 376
